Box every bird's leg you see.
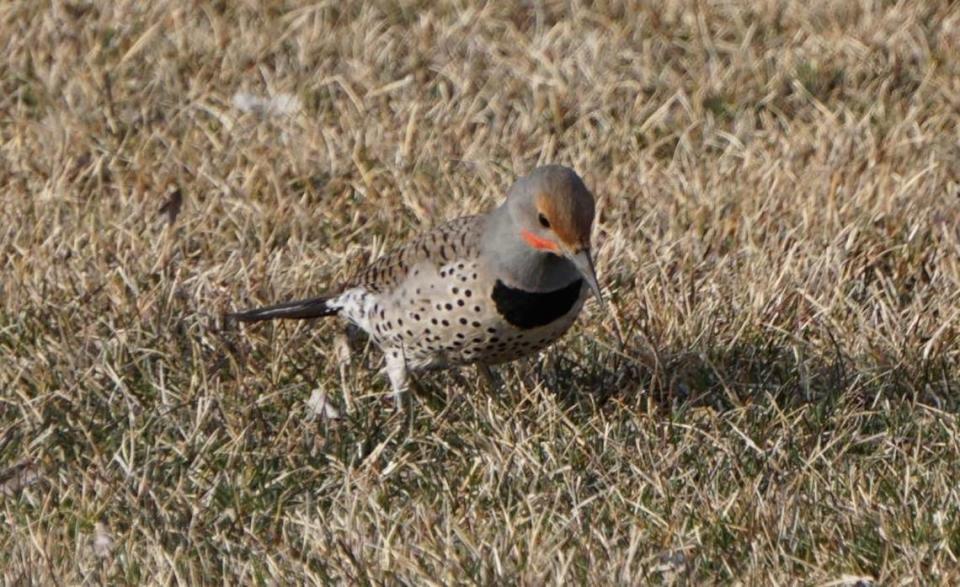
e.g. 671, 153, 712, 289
477, 363, 500, 392
333, 326, 355, 413
383, 350, 410, 410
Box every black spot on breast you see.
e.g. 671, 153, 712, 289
491, 279, 582, 329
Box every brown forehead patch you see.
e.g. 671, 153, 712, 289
534, 184, 595, 248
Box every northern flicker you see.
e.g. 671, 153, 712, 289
229, 165, 602, 402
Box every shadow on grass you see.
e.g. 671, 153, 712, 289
217, 313, 960, 430
535, 336, 960, 416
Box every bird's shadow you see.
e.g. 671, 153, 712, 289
528, 337, 960, 416
217, 315, 960, 425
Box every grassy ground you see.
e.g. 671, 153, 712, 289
3, 0, 960, 583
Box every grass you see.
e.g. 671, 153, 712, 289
2, 0, 960, 583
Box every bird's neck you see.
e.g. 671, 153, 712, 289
481, 204, 581, 292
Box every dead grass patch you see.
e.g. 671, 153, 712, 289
3, 0, 960, 583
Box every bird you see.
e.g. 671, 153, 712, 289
228, 165, 603, 404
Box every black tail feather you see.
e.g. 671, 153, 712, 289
227, 295, 337, 323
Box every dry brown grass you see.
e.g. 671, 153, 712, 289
3, 0, 960, 583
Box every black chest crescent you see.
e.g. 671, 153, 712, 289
491, 279, 583, 329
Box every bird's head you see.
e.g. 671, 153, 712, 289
505, 165, 602, 303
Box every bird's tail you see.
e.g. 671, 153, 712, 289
227, 295, 338, 323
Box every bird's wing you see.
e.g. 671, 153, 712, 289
346, 215, 484, 294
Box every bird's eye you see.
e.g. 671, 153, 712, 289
538, 213, 551, 228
